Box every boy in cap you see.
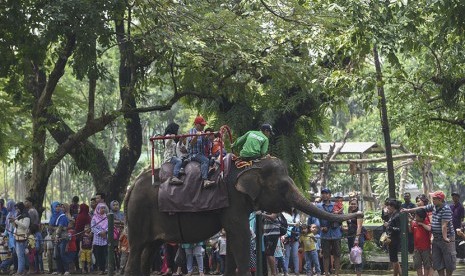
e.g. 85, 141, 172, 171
187, 116, 216, 188
231, 123, 274, 161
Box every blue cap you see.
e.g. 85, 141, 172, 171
321, 188, 331, 194
260, 123, 275, 135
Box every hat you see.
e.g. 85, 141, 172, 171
403, 192, 411, 197
194, 116, 207, 126
429, 190, 445, 201
451, 192, 460, 197
321, 188, 331, 194
334, 192, 343, 198
260, 123, 275, 135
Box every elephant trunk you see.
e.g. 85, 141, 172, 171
287, 184, 362, 222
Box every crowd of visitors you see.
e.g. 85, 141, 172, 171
0, 193, 127, 275
0, 188, 463, 276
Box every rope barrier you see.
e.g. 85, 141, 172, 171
259, 214, 384, 241
5, 215, 116, 242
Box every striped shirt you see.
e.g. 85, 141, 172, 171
425, 203, 455, 238
263, 213, 280, 236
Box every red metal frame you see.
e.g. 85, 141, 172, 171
149, 125, 233, 184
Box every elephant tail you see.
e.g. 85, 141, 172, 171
123, 183, 135, 226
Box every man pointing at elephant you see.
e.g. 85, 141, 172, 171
231, 123, 274, 161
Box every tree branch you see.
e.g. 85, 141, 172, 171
430, 117, 465, 129
37, 34, 76, 109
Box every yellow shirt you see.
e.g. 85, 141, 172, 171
299, 233, 316, 252
27, 234, 35, 249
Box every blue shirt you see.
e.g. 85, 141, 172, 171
187, 128, 209, 155
317, 201, 343, 240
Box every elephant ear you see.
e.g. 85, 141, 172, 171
235, 168, 262, 201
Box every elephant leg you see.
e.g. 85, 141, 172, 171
124, 242, 144, 276
225, 230, 252, 276
141, 241, 159, 276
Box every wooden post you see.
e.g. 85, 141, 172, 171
108, 212, 114, 276
255, 214, 263, 276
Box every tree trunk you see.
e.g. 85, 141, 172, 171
421, 158, 434, 195
398, 160, 411, 198
373, 45, 396, 198
360, 154, 374, 211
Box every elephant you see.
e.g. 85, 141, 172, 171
124, 157, 362, 276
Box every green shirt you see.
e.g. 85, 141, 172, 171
232, 130, 269, 158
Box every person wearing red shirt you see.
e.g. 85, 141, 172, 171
410, 209, 432, 276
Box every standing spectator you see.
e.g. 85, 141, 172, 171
119, 226, 129, 274
0, 235, 13, 273
409, 209, 432, 276
91, 203, 108, 275
69, 196, 79, 220
75, 203, 91, 273
50, 202, 69, 275
9, 202, 30, 275
3, 200, 16, 273
44, 227, 54, 273
217, 230, 227, 275
274, 237, 285, 275
450, 192, 464, 262
346, 198, 365, 276
284, 208, 301, 276
249, 213, 257, 275
64, 220, 77, 275
0, 199, 8, 232
401, 192, 416, 254
262, 212, 280, 276
89, 198, 97, 217
402, 190, 456, 276
182, 242, 205, 276
95, 193, 106, 205
24, 197, 39, 228
312, 224, 322, 276
317, 188, 342, 276
416, 194, 432, 223
61, 203, 74, 222
401, 192, 416, 209
79, 224, 93, 274
110, 200, 124, 272
27, 225, 36, 274
31, 223, 44, 273
300, 225, 320, 276
385, 199, 402, 276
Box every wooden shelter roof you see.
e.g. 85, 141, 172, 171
309, 142, 385, 154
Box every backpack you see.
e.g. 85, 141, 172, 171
278, 213, 288, 236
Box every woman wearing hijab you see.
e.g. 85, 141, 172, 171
75, 203, 91, 272
49, 201, 70, 275
92, 203, 109, 275
4, 200, 17, 272
110, 200, 124, 272
9, 202, 30, 275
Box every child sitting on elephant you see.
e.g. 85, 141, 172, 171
163, 122, 183, 185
